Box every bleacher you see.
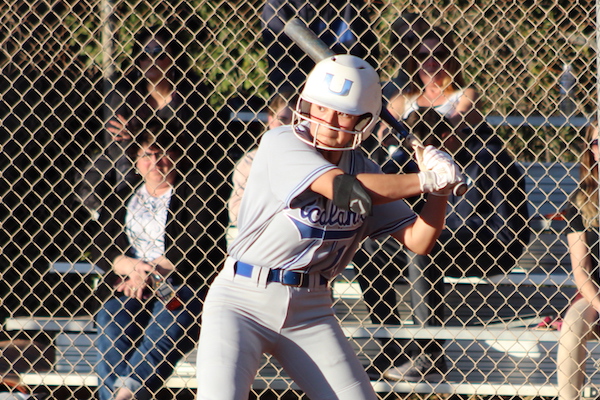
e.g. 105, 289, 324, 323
3, 160, 592, 398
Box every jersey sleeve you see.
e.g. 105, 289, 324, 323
261, 128, 337, 207
364, 199, 417, 239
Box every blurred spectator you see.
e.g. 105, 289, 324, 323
362, 12, 433, 164
261, 0, 380, 93
382, 12, 432, 102
383, 27, 483, 145
90, 127, 226, 400
228, 90, 296, 228
557, 121, 600, 400
77, 25, 218, 213
354, 107, 530, 381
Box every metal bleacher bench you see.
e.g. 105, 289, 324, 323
3, 160, 589, 397
8, 321, 600, 397
485, 114, 589, 128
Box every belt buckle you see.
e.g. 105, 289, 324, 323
293, 272, 305, 287
280, 270, 304, 287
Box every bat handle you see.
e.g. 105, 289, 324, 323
381, 108, 411, 139
403, 134, 422, 151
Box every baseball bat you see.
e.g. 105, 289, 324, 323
283, 18, 468, 196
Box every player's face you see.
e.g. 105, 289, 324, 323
309, 103, 360, 149
136, 144, 177, 187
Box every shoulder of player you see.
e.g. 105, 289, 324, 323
345, 149, 380, 174
259, 125, 307, 149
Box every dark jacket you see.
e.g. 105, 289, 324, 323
386, 128, 530, 276
89, 172, 227, 302
449, 132, 530, 259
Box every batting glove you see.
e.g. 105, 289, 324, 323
417, 145, 464, 194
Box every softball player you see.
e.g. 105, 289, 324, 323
196, 55, 463, 400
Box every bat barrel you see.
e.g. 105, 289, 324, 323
282, 18, 470, 197
284, 19, 335, 62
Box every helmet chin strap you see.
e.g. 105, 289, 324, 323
293, 112, 360, 151
312, 122, 358, 151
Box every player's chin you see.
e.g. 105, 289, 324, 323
317, 140, 352, 150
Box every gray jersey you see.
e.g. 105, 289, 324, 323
229, 125, 416, 279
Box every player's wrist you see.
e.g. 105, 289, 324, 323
418, 171, 451, 193
429, 189, 452, 197
417, 171, 436, 193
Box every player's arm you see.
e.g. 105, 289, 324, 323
310, 146, 464, 205
310, 169, 423, 205
390, 195, 448, 255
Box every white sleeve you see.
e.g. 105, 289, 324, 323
262, 129, 336, 207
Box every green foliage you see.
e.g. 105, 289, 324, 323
5, 0, 595, 161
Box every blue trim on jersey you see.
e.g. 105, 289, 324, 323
369, 214, 418, 239
291, 218, 358, 240
280, 240, 319, 271
284, 164, 336, 207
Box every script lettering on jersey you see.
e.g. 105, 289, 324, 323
287, 201, 364, 241
301, 202, 364, 227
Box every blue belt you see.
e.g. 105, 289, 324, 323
234, 261, 327, 288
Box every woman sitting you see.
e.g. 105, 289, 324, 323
90, 127, 225, 400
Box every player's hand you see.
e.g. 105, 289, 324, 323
417, 145, 464, 194
106, 114, 131, 142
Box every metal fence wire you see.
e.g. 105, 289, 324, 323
0, 0, 598, 399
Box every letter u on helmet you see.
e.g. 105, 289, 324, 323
293, 54, 382, 150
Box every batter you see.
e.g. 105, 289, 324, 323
196, 55, 463, 400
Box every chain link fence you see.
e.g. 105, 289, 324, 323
0, 0, 598, 399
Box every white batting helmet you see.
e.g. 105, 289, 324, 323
293, 54, 382, 150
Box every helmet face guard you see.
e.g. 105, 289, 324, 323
293, 104, 374, 151
293, 55, 382, 151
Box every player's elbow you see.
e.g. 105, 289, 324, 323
391, 227, 439, 255
413, 242, 436, 255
